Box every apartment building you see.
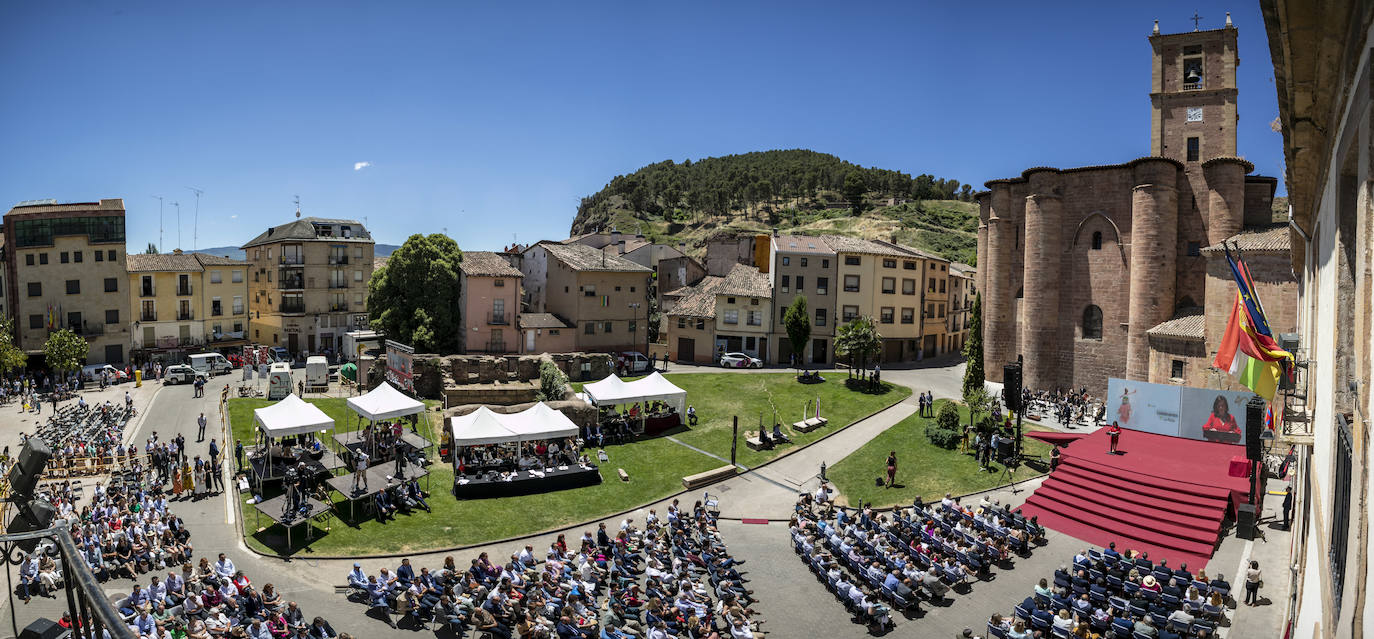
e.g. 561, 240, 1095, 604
3, 199, 130, 364
663, 275, 723, 364
458, 251, 523, 354
823, 235, 951, 363
519, 241, 652, 353
241, 216, 374, 356
946, 263, 976, 355
768, 234, 836, 365
711, 264, 773, 363
126, 250, 250, 362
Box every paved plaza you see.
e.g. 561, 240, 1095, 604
0, 360, 1292, 638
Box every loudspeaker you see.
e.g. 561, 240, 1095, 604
1245, 397, 1266, 462
8, 499, 56, 552
1236, 503, 1258, 540
7, 438, 51, 501
19, 617, 68, 639
1003, 363, 1022, 413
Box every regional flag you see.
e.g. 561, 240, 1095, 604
1213, 294, 1282, 400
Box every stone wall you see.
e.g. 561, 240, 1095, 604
389, 352, 612, 400
445, 398, 597, 430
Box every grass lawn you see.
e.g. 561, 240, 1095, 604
828, 399, 1055, 509
232, 372, 909, 556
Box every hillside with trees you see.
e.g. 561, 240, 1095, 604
570, 149, 979, 265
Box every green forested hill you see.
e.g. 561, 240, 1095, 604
570, 149, 979, 264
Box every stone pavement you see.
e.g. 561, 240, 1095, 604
0, 361, 1279, 638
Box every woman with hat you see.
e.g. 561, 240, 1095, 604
1140, 574, 1161, 593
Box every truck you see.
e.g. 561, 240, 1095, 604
342, 330, 383, 362
188, 352, 233, 377
304, 356, 330, 392
267, 362, 293, 400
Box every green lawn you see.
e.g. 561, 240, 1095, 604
828, 399, 1054, 509
232, 372, 908, 556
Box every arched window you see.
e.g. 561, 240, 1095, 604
1091, 231, 1103, 250
1082, 305, 1103, 340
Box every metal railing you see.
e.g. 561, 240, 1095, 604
278, 278, 304, 290
0, 526, 136, 639
140, 312, 157, 322
176, 285, 193, 296
329, 303, 348, 312
139, 287, 155, 298
328, 255, 349, 265
328, 281, 349, 289
279, 255, 304, 265
488, 311, 509, 325
177, 311, 194, 321
280, 302, 305, 314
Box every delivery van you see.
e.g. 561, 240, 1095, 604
267, 362, 294, 400
189, 353, 233, 377
305, 356, 330, 392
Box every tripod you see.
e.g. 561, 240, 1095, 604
998, 458, 1021, 494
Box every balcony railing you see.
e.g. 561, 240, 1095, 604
329, 303, 348, 312
211, 305, 223, 317
329, 255, 349, 265
280, 255, 304, 265
140, 286, 155, 297
232, 306, 245, 315
141, 311, 157, 322
488, 311, 509, 325
329, 281, 349, 289
72, 323, 106, 336
177, 285, 193, 296
280, 302, 306, 314
0, 526, 137, 639
177, 310, 194, 321
485, 338, 508, 352
279, 277, 305, 290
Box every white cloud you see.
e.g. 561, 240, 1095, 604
230, 215, 238, 219
354, 161, 372, 171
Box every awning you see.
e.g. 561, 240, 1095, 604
346, 381, 425, 421
254, 394, 335, 438
583, 372, 687, 415
1026, 431, 1088, 447
448, 402, 581, 447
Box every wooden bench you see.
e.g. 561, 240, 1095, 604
617, 468, 629, 482
682, 465, 737, 490
791, 416, 829, 433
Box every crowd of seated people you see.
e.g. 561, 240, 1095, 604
455, 438, 588, 478
987, 544, 1231, 639
790, 490, 1046, 633
63, 480, 194, 588
592, 401, 678, 446
110, 551, 341, 639
344, 496, 763, 638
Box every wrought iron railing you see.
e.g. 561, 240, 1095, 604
0, 526, 136, 639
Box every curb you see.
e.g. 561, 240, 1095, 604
238, 380, 914, 562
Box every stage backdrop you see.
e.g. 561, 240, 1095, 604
1105, 378, 1263, 443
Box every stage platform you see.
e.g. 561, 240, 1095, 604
247, 449, 344, 482
325, 461, 429, 520
1018, 428, 1249, 570
253, 495, 330, 547
453, 464, 601, 499
333, 430, 433, 454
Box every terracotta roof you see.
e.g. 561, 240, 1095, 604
820, 235, 912, 257
536, 241, 652, 273
949, 262, 976, 278
126, 253, 203, 272
1201, 224, 1291, 254
374, 256, 390, 271
519, 313, 570, 329
459, 251, 523, 277
1146, 312, 1206, 341
241, 216, 372, 249
771, 235, 834, 255
190, 253, 250, 266
716, 263, 772, 298
667, 276, 725, 318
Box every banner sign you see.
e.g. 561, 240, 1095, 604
386, 340, 415, 393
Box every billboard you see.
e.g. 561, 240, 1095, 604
1104, 378, 1181, 437
1104, 378, 1264, 443
385, 340, 415, 393
1178, 387, 1262, 444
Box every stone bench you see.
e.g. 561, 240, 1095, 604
791, 416, 829, 432
745, 429, 791, 451
682, 465, 737, 490
617, 468, 629, 481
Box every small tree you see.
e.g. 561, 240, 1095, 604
783, 295, 811, 370
144, 243, 159, 254
962, 293, 985, 397
43, 329, 88, 375
925, 402, 963, 449
534, 359, 570, 403
843, 171, 867, 216
834, 316, 883, 381
0, 318, 27, 375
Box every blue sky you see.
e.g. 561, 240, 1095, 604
0, 1, 1285, 252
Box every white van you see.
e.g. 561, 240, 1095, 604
267, 362, 293, 400
305, 356, 330, 392
188, 353, 233, 377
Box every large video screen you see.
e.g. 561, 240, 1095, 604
1104, 378, 1263, 443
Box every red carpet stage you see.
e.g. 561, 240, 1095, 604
1018, 428, 1249, 569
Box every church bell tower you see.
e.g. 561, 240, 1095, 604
1148, 14, 1239, 163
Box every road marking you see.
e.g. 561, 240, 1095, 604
1234, 538, 1255, 591
225, 485, 235, 524
664, 436, 741, 468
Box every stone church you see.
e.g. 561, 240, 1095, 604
975, 18, 1296, 395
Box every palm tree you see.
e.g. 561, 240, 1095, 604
835, 316, 883, 382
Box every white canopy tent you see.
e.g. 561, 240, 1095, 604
254, 394, 335, 439
583, 372, 687, 415
346, 381, 425, 421
448, 402, 581, 448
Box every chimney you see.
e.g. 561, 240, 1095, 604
618, 239, 626, 255
771, 227, 778, 237
610, 228, 621, 246
173, 249, 183, 255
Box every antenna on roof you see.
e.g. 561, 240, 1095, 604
294, 195, 301, 218
186, 187, 203, 250
171, 201, 181, 249
151, 195, 164, 252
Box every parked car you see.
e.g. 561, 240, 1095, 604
719, 352, 763, 368
163, 364, 200, 385
617, 351, 653, 374
80, 364, 128, 383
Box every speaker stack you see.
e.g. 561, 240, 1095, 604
1002, 363, 1023, 413
6, 438, 56, 551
